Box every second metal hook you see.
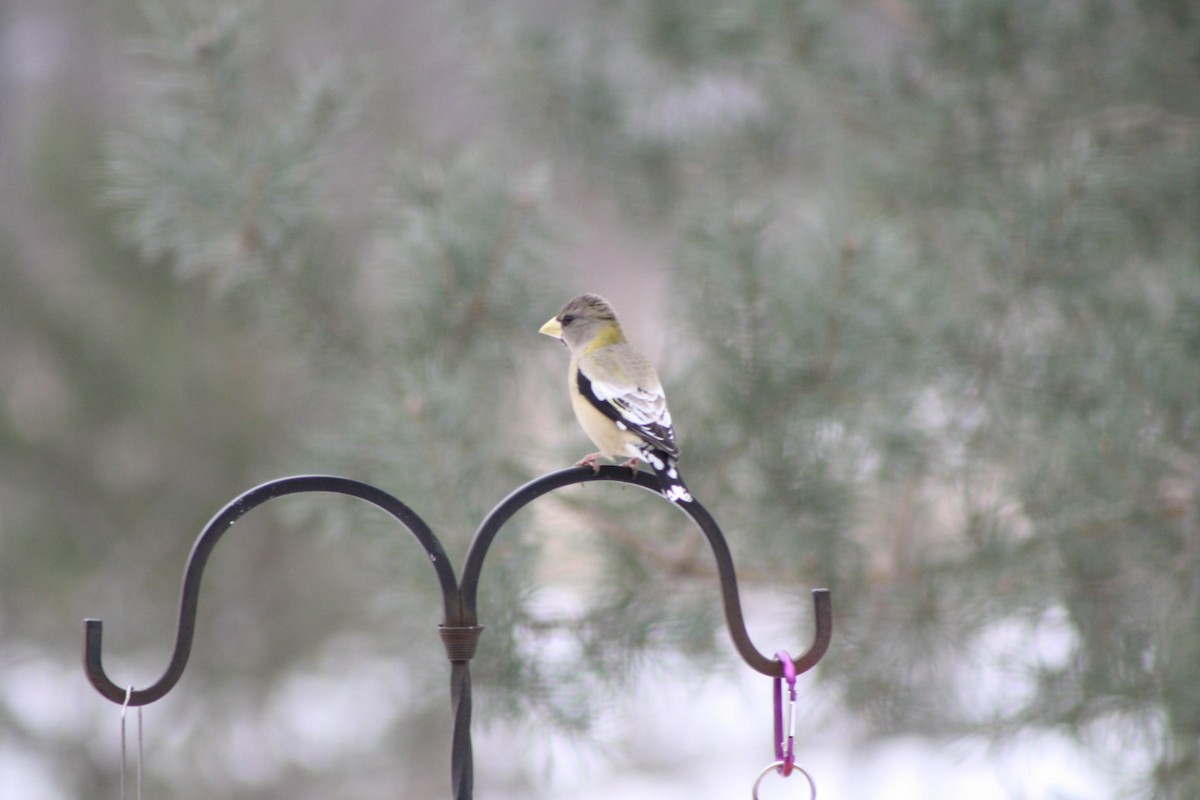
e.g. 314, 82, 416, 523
83, 475, 459, 706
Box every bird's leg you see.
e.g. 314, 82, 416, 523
575, 453, 604, 474
618, 457, 640, 477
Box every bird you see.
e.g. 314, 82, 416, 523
539, 293, 693, 504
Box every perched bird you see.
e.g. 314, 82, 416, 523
539, 293, 693, 504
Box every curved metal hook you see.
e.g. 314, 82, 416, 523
459, 466, 832, 678
83, 475, 458, 706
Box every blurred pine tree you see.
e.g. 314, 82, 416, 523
4, 0, 1198, 797
460, 0, 1200, 795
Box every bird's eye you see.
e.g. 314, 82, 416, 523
561, 314, 575, 325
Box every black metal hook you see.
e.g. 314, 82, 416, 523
459, 465, 832, 678
83, 468, 830, 800
83, 475, 459, 706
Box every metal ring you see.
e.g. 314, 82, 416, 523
752, 760, 817, 800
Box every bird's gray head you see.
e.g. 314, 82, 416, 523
539, 294, 623, 352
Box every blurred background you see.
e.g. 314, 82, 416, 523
2, 1, 1198, 798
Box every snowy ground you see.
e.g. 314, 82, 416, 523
7, 589, 1138, 799
472, 590, 1124, 800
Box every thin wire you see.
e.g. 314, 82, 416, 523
136, 703, 144, 800
119, 687, 143, 800
120, 687, 129, 800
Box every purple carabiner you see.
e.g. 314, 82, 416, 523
773, 650, 798, 777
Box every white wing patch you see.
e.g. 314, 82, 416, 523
587, 375, 678, 455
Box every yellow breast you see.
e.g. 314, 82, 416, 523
568, 360, 641, 458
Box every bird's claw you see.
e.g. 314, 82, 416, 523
618, 457, 640, 477
575, 453, 604, 475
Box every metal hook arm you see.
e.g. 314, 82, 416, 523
458, 466, 832, 678
83, 475, 459, 706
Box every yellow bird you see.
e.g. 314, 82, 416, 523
539, 294, 693, 504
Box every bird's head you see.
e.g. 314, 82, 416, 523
539, 294, 622, 352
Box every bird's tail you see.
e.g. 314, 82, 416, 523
640, 447, 694, 504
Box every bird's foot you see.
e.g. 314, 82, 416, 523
618, 457, 641, 477
575, 453, 605, 474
